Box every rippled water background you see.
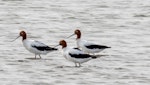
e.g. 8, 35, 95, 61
0, 0, 150, 85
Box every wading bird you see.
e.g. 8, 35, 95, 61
56, 40, 97, 67
12, 31, 57, 59
67, 29, 110, 54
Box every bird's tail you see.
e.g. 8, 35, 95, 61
47, 47, 58, 51
51, 48, 58, 50
91, 54, 109, 59
106, 46, 111, 48
91, 56, 97, 59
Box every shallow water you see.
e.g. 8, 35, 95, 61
0, 0, 150, 85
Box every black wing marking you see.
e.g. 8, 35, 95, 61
69, 53, 92, 59
73, 47, 82, 51
32, 45, 57, 51
31, 41, 57, 51
85, 45, 111, 49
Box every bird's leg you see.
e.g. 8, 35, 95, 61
75, 63, 78, 67
79, 63, 81, 67
39, 55, 42, 59
35, 54, 37, 59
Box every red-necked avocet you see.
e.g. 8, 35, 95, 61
67, 29, 110, 54
12, 30, 57, 59
56, 40, 97, 67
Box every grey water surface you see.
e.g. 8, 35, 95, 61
0, 0, 150, 85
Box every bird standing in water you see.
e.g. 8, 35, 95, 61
67, 29, 110, 54
12, 31, 57, 59
57, 40, 97, 67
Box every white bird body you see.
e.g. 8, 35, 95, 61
62, 47, 92, 64
76, 38, 108, 54
23, 39, 53, 55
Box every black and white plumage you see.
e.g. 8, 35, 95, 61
77, 39, 110, 54
69, 53, 96, 59
14, 31, 57, 59
31, 41, 57, 51
59, 40, 96, 67
68, 29, 111, 54
85, 45, 110, 49
73, 47, 82, 51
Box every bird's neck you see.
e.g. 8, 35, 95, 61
62, 43, 67, 49
76, 38, 82, 48
22, 34, 27, 41
76, 33, 81, 39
